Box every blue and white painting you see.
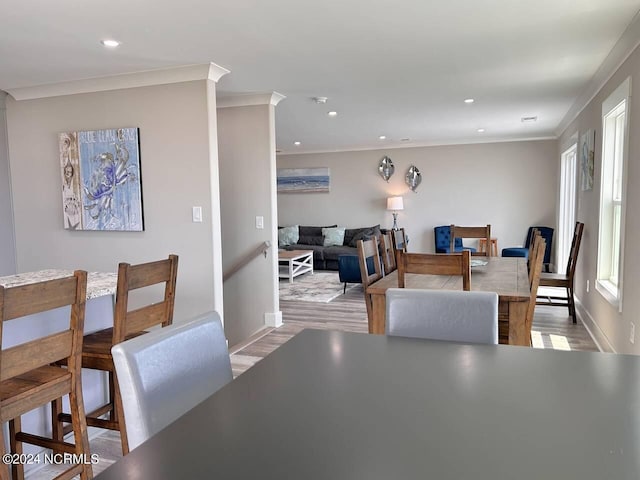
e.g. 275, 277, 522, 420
277, 167, 330, 193
60, 127, 144, 231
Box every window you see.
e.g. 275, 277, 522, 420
558, 143, 577, 270
597, 77, 630, 309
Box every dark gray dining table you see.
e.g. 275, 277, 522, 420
95, 329, 640, 479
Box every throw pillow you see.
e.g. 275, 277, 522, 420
348, 229, 374, 247
344, 224, 381, 247
278, 225, 299, 247
322, 227, 346, 247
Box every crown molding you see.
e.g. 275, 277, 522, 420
6, 62, 230, 101
276, 135, 557, 156
217, 92, 286, 108
555, 11, 640, 136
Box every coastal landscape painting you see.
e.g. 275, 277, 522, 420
277, 167, 330, 193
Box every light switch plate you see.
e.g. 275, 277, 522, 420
192, 206, 203, 223
256, 216, 264, 229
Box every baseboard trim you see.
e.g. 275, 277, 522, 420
575, 298, 615, 353
265, 311, 283, 328
228, 326, 274, 354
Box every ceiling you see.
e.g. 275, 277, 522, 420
2, 0, 640, 154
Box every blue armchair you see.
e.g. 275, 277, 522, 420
502, 226, 553, 272
338, 255, 375, 294
434, 225, 477, 254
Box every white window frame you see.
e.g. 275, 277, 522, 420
558, 143, 577, 271
596, 77, 631, 311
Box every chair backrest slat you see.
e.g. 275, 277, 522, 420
450, 224, 492, 256
379, 232, 397, 274
391, 228, 407, 253
566, 222, 584, 278
2, 277, 78, 321
113, 255, 178, 345
396, 250, 471, 290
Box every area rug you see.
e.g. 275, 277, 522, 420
279, 271, 356, 302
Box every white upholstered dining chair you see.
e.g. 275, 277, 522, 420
385, 288, 498, 344
111, 311, 233, 450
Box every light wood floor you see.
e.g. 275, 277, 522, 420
230, 283, 599, 375
26, 282, 598, 479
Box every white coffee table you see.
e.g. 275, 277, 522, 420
278, 250, 314, 283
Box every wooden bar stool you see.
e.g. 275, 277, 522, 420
54, 255, 178, 455
0, 271, 93, 480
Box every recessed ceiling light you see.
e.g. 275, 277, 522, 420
327, 111, 338, 117
379, 135, 386, 140
464, 98, 475, 104
101, 39, 120, 48
293, 141, 301, 146
477, 128, 485, 133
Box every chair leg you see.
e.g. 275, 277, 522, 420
568, 286, 577, 324
0, 428, 9, 480
108, 372, 116, 422
51, 397, 64, 454
112, 371, 130, 455
343, 282, 347, 294
9, 417, 24, 480
69, 385, 93, 479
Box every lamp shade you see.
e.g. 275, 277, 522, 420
387, 196, 404, 211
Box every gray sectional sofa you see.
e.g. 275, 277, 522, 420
279, 224, 382, 270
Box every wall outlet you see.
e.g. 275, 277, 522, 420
630, 322, 635, 344
586, 280, 590, 293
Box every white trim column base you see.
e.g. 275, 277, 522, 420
265, 311, 282, 328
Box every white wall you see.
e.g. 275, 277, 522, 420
5, 80, 221, 323
0, 92, 17, 275
277, 140, 558, 256
558, 43, 640, 354
218, 104, 280, 347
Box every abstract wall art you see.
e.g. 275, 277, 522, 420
59, 127, 144, 231
277, 167, 330, 193
580, 129, 595, 191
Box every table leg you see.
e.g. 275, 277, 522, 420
508, 300, 530, 346
370, 294, 386, 335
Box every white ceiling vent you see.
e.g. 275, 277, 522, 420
521, 116, 538, 123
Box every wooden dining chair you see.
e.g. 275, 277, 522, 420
450, 224, 491, 256
396, 250, 471, 290
536, 222, 584, 323
54, 254, 179, 455
1, 271, 93, 480
391, 228, 407, 253
527, 228, 541, 284
111, 311, 232, 451
356, 238, 384, 327
526, 236, 546, 343
379, 232, 397, 275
